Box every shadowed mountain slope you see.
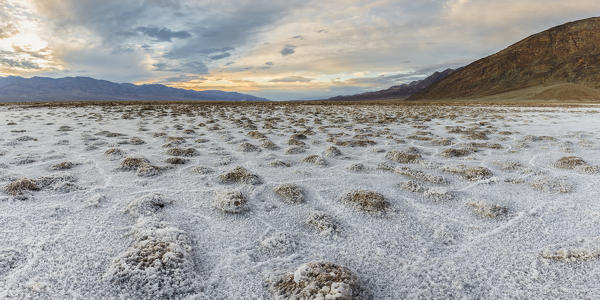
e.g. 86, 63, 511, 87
0, 76, 268, 102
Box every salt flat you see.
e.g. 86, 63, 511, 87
0, 104, 599, 299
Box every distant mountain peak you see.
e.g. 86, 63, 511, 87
0, 76, 269, 102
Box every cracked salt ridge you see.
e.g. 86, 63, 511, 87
0, 105, 599, 298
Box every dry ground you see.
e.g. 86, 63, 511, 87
0, 102, 599, 298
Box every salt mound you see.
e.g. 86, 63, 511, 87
166, 148, 197, 157
3, 174, 81, 197
192, 166, 214, 174
119, 157, 151, 171
260, 232, 297, 256
442, 164, 492, 181
440, 148, 472, 158
554, 156, 587, 169
423, 187, 453, 201
529, 176, 574, 193
238, 142, 260, 152
342, 190, 388, 213
285, 146, 306, 155
303, 155, 327, 166
306, 212, 337, 235
119, 157, 164, 177
541, 239, 600, 262
269, 160, 291, 168
399, 180, 425, 193
346, 163, 365, 172
273, 184, 305, 204
323, 146, 342, 158
218, 167, 262, 185
261, 139, 279, 150
385, 150, 421, 163
492, 160, 522, 171
213, 190, 248, 213
104, 148, 124, 160
269, 261, 360, 300
467, 201, 508, 218
3, 178, 39, 196
104, 218, 197, 298
125, 193, 172, 217
35, 174, 79, 191
50, 161, 75, 170
394, 166, 446, 184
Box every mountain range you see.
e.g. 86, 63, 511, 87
0, 76, 268, 102
332, 17, 600, 102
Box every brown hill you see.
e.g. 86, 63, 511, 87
411, 17, 600, 100
327, 68, 455, 101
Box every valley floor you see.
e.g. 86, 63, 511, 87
1, 103, 599, 298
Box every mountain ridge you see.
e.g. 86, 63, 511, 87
326, 68, 456, 101
0, 76, 268, 102
410, 17, 600, 100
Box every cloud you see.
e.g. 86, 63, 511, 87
269, 75, 312, 82
153, 60, 208, 74
152, 62, 179, 72
135, 26, 191, 42
342, 73, 419, 86
162, 74, 205, 83
181, 61, 208, 74
164, 1, 305, 60
0, 57, 41, 69
209, 52, 231, 60
280, 44, 296, 56
0, 23, 18, 39
199, 47, 235, 54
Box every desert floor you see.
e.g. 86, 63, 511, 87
1, 103, 599, 299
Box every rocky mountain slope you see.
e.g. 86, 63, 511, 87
411, 17, 600, 100
327, 69, 455, 101
0, 76, 268, 102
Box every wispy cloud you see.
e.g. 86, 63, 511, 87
270, 75, 312, 82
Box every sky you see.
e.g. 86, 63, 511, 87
0, 0, 598, 100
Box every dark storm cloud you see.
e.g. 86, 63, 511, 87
136, 26, 191, 41
280, 44, 296, 56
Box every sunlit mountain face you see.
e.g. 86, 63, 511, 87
0, 0, 598, 100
